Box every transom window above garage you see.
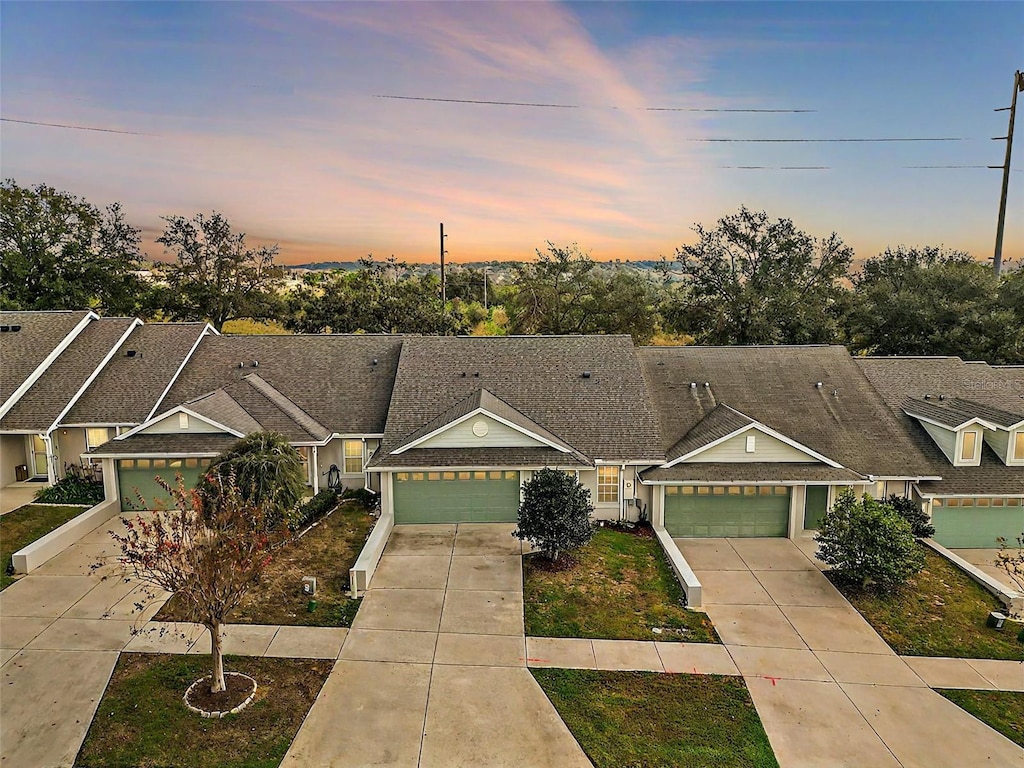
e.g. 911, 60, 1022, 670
665, 485, 789, 495
933, 497, 1022, 507
394, 470, 517, 482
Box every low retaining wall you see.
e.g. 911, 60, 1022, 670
11, 498, 120, 573
923, 538, 1023, 618
653, 526, 703, 609
349, 510, 394, 598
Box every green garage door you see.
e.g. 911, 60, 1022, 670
665, 485, 791, 537
932, 501, 1024, 548
393, 470, 521, 524
118, 458, 209, 512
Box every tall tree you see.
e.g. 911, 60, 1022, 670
845, 246, 1021, 363
112, 474, 290, 693
673, 207, 852, 345
507, 243, 657, 342
285, 256, 466, 334
0, 180, 147, 314
156, 212, 284, 332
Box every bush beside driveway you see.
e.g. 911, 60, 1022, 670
833, 546, 1024, 661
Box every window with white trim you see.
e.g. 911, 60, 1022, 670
1014, 432, 1024, 461
343, 439, 363, 474
597, 466, 619, 503
86, 428, 111, 450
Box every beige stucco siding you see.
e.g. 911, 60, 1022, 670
0, 434, 26, 486
55, 428, 87, 478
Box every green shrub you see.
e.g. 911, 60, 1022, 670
886, 494, 935, 538
514, 467, 594, 562
341, 486, 378, 511
34, 475, 104, 505
815, 489, 925, 591
292, 489, 340, 531
199, 432, 306, 525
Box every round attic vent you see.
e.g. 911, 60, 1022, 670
472, 420, 489, 437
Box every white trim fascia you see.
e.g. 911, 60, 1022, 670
331, 433, 385, 439
393, 407, 570, 454
920, 492, 1024, 499
49, 319, 143, 433
904, 411, 999, 433
0, 429, 49, 435
662, 422, 844, 469
116, 405, 245, 440
145, 323, 215, 422
873, 475, 943, 481
56, 422, 138, 429
0, 311, 99, 419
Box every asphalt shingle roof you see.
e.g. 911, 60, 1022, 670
160, 334, 403, 435
0, 310, 92, 406
89, 433, 239, 457
1, 317, 137, 431
64, 323, 208, 426
377, 336, 662, 463
857, 357, 1024, 497
639, 345, 935, 478
665, 404, 755, 463
641, 463, 865, 483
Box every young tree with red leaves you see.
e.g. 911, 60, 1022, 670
112, 474, 290, 693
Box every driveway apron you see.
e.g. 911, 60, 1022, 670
675, 537, 1023, 768
282, 523, 592, 768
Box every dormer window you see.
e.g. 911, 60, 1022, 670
959, 430, 978, 462
1014, 432, 1024, 462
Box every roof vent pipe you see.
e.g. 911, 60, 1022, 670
815, 382, 823, 389
251, 360, 258, 368
924, 394, 932, 400
371, 358, 378, 366
238, 362, 245, 368
582, 371, 592, 379
703, 382, 711, 388
938, 394, 946, 401
689, 382, 697, 389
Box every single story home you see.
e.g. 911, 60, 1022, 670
2, 311, 1020, 549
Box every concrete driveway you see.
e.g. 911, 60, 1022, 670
282, 523, 592, 768
674, 537, 1023, 768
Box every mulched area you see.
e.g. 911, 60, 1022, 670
185, 672, 255, 714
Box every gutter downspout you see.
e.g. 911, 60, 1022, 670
311, 445, 319, 494
43, 433, 57, 485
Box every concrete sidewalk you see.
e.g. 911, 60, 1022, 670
675, 537, 1024, 768
282, 523, 593, 768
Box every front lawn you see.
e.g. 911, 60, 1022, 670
938, 689, 1024, 747
1, 504, 88, 590
832, 546, 1023, 661
533, 669, 778, 768
524, 525, 717, 643
156, 501, 374, 627
76, 653, 331, 768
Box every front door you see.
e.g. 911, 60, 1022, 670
30, 435, 48, 478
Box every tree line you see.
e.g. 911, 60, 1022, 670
2, 179, 1021, 364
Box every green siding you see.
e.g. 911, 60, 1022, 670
393, 472, 521, 524
118, 461, 207, 512
932, 505, 1024, 549
804, 486, 830, 530
664, 487, 790, 537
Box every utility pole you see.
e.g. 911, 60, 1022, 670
439, 223, 447, 304
992, 69, 1024, 276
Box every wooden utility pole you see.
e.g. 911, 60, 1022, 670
440, 223, 447, 303
992, 69, 1023, 276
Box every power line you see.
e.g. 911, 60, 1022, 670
0, 117, 150, 135
373, 94, 815, 113
693, 137, 968, 143
719, 166, 830, 170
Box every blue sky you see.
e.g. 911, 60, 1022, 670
2, 1, 1021, 265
